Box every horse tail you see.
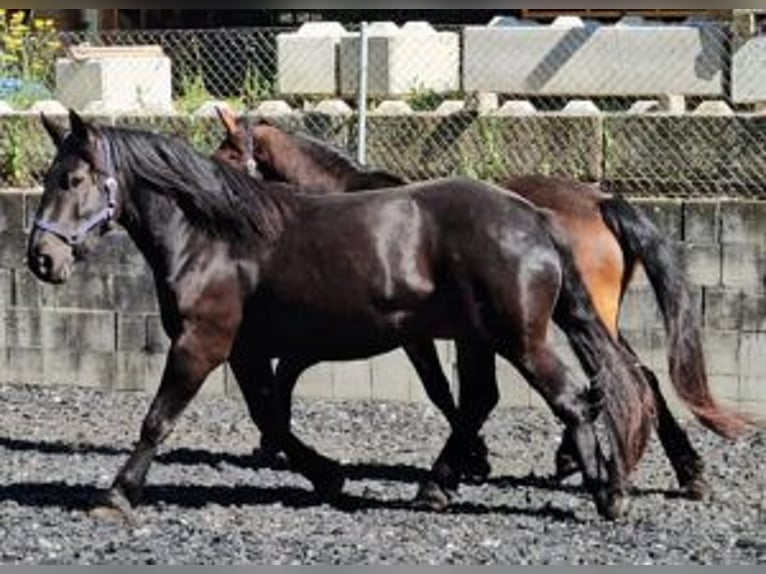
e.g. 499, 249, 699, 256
598, 195, 752, 439
544, 214, 654, 476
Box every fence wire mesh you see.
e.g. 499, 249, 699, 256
2, 17, 766, 198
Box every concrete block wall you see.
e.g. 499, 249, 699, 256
0, 111, 764, 420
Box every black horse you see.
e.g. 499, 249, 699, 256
29, 110, 650, 520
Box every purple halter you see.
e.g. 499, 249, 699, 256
33, 139, 118, 247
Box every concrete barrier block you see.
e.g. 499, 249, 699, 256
464, 20, 724, 96
370, 349, 416, 402
277, 22, 347, 95
683, 243, 721, 287
114, 351, 166, 392
340, 21, 459, 97
87, 232, 148, 276
707, 374, 741, 404
732, 35, 766, 104
56, 46, 173, 113
332, 360, 372, 399
721, 243, 764, 290
12, 268, 40, 308
618, 286, 662, 332
739, 332, 766, 403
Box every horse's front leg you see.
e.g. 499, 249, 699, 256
229, 349, 344, 501
95, 328, 230, 520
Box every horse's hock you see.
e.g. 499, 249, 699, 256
55, 45, 173, 114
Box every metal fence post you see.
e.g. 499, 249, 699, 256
356, 21, 369, 166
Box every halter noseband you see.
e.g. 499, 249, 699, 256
33, 138, 118, 247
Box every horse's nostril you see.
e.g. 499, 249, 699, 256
36, 253, 53, 275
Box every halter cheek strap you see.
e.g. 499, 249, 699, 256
33, 139, 119, 247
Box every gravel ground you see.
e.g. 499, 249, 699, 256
0, 382, 763, 564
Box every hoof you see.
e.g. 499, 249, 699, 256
311, 466, 346, 503
89, 488, 137, 526
251, 447, 290, 470
463, 455, 492, 485
680, 476, 712, 501
413, 481, 453, 512
595, 490, 629, 521
554, 455, 580, 482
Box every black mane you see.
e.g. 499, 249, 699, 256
102, 126, 296, 242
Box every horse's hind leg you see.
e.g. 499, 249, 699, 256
404, 340, 492, 483
229, 348, 345, 501
499, 339, 620, 518
416, 339, 498, 510
620, 337, 708, 499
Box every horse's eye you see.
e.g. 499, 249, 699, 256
69, 175, 84, 189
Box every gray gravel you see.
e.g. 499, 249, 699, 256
0, 382, 764, 564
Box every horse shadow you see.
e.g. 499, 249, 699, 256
0, 435, 687, 519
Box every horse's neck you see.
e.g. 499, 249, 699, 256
120, 187, 206, 278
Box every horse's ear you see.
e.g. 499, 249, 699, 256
216, 106, 239, 136
68, 108, 89, 142
40, 113, 66, 148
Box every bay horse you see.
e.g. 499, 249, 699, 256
29, 110, 650, 520
213, 109, 751, 499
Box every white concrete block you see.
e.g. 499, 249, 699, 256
732, 35, 766, 104
55, 46, 172, 113
463, 21, 725, 97
277, 22, 348, 96
340, 21, 459, 97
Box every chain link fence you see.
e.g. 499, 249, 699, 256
2, 16, 766, 198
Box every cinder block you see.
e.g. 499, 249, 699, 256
495, 357, 531, 408
0, 347, 44, 384
0, 268, 11, 309
618, 285, 662, 332
87, 231, 148, 276
739, 332, 766, 379
145, 314, 169, 353
741, 292, 766, 332
277, 22, 348, 95
332, 360, 372, 400
39, 271, 114, 310
703, 287, 743, 331
683, 200, 721, 243
4, 308, 41, 349
12, 268, 40, 308
40, 309, 116, 353
42, 349, 115, 388
292, 361, 334, 399
683, 243, 721, 287
721, 243, 764, 290
370, 349, 417, 401
706, 374, 740, 404
641, 199, 686, 243
720, 201, 766, 247
0, 191, 27, 268
701, 329, 740, 376
117, 313, 148, 352
113, 273, 159, 313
